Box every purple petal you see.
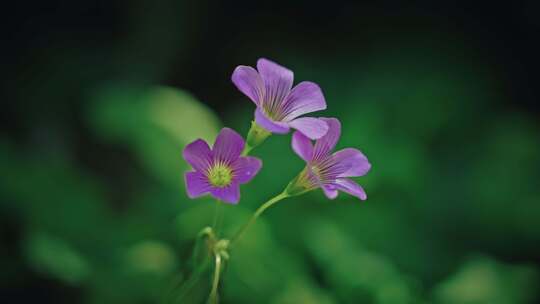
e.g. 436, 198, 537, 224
291, 131, 313, 162
334, 178, 367, 200
288, 117, 329, 140
282, 81, 326, 121
257, 58, 293, 112
213, 128, 245, 164
255, 108, 290, 134
232, 156, 262, 184
183, 139, 213, 172
322, 184, 338, 199
312, 118, 341, 160
210, 182, 240, 204
333, 148, 371, 178
231, 65, 264, 105
185, 171, 212, 198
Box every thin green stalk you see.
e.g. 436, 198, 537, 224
172, 256, 210, 303
170, 226, 215, 303
212, 200, 223, 236
208, 253, 223, 304
241, 144, 254, 156
230, 191, 289, 245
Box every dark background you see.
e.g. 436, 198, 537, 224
1, 1, 539, 303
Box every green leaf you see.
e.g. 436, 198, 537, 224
433, 257, 539, 304
24, 233, 91, 285
87, 84, 221, 187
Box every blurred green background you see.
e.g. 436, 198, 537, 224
1, 1, 540, 303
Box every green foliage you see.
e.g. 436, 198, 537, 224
433, 257, 539, 304
88, 85, 221, 187
24, 233, 91, 285
1, 50, 540, 304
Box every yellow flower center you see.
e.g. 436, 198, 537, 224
208, 163, 233, 187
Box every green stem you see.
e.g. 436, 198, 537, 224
208, 253, 223, 304
241, 144, 254, 156
173, 256, 209, 303
230, 191, 289, 245
171, 227, 214, 303
212, 200, 223, 236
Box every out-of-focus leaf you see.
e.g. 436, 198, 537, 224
303, 218, 422, 304
272, 279, 337, 304
24, 233, 91, 285
125, 240, 177, 275
466, 114, 540, 242
433, 257, 539, 304
0, 142, 113, 247
87, 85, 221, 186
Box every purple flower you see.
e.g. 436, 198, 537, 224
183, 128, 262, 204
232, 58, 329, 140
289, 118, 371, 200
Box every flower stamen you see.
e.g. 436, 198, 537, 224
207, 163, 233, 188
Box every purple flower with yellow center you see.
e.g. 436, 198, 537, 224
232, 58, 329, 140
287, 118, 371, 200
183, 128, 262, 204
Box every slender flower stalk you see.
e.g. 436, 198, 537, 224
172, 260, 209, 303
211, 199, 224, 236
171, 228, 214, 303
230, 191, 290, 245
208, 253, 222, 304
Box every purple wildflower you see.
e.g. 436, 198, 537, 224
183, 128, 262, 204
288, 118, 371, 200
232, 58, 329, 140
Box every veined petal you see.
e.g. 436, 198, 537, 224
185, 171, 212, 198
183, 139, 213, 172
257, 58, 293, 114
232, 156, 262, 184
210, 182, 240, 204
257, 58, 293, 95
282, 81, 326, 121
231, 65, 264, 105
322, 184, 338, 199
255, 108, 290, 134
333, 148, 371, 177
291, 131, 313, 162
288, 117, 329, 140
335, 178, 367, 200
313, 118, 341, 160
213, 128, 245, 164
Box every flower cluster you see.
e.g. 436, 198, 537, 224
184, 58, 371, 203
180, 58, 371, 303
